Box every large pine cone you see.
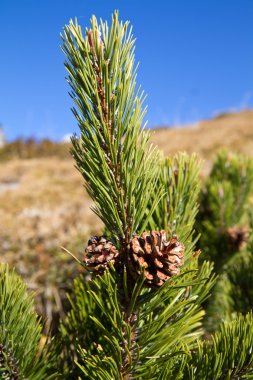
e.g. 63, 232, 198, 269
83, 236, 119, 273
127, 231, 184, 287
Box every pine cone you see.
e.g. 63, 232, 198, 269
225, 226, 249, 251
127, 230, 184, 287
83, 236, 119, 273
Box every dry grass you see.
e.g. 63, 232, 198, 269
151, 109, 253, 171
0, 158, 102, 331
0, 158, 101, 244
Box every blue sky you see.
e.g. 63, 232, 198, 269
1, 0, 253, 140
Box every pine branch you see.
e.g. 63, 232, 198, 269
205, 245, 253, 332
197, 149, 253, 269
58, 258, 216, 379
146, 153, 202, 255
0, 264, 55, 379
61, 12, 162, 251
60, 11, 217, 380
186, 312, 253, 379
135, 261, 216, 372
61, 15, 165, 376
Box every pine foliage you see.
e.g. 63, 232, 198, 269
147, 153, 202, 248
61, 12, 162, 247
205, 250, 253, 332
196, 150, 253, 333
205, 214, 253, 331
58, 261, 216, 379
0, 264, 54, 380
186, 312, 253, 379
197, 149, 253, 269
59, 14, 217, 376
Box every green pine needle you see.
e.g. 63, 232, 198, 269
0, 264, 55, 379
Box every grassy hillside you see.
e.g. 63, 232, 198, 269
151, 109, 253, 159
0, 158, 101, 331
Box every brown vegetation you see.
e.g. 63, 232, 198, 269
151, 109, 253, 159
0, 158, 101, 331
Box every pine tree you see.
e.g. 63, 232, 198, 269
56, 11, 229, 379
1, 10, 253, 380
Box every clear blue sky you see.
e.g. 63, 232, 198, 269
1, 0, 253, 141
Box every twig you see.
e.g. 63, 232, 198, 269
60, 246, 82, 265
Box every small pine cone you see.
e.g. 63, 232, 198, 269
127, 230, 184, 287
83, 236, 119, 274
225, 226, 249, 251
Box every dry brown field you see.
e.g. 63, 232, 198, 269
151, 109, 253, 158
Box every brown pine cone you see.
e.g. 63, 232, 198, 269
127, 230, 184, 287
83, 236, 119, 274
225, 226, 249, 251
